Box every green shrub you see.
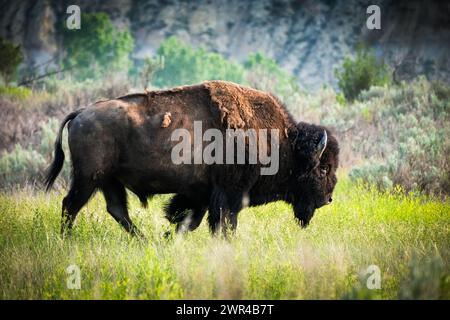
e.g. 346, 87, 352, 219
335, 45, 392, 101
61, 13, 134, 80
0, 144, 46, 188
137, 56, 165, 89
0, 85, 31, 100
430, 80, 450, 116
244, 52, 299, 104
0, 118, 70, 189
335, 92, 347, 106
0, 37, 23, 84
346, 78, 450, 195
398, 255, 448, 299
152, 38, 299, 104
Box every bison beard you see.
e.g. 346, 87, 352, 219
45, 80, 339, 238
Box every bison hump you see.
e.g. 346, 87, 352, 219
204, 80, 289, 131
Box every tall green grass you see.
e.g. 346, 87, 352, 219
0, 175, 448, 299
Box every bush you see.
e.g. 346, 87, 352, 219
244, 52, 300, 105
0, 85, 31, 100
61, 13, 134, 80
335, 45, 392, 101
137, 56, 164, 89
0, 118, 71, 189
346, 78, 450, 195
0, 144, 46, 188
152, 38, 299, 104
0, 37, 23, 84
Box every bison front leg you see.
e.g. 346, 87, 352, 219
207, 186, 242, 237
207, 187, 226, 235
177, 206, 207, 233
164, 194, 208, 233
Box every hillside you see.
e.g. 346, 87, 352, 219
0, 0, 449, 89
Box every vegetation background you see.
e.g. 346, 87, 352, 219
0, 3, 448, 299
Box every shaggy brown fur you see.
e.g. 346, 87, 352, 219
205, 80, 295, 133
45, 81, 339, 237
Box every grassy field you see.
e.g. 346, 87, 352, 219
0, 174, 448, 299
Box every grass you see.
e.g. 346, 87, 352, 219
0, 175, 448, 299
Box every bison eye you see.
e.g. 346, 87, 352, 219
319, 165, 329, 176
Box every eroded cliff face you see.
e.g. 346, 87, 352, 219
1, 0, 448, 89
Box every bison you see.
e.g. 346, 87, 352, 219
45, 80, 339, 237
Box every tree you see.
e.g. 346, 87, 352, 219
62, 12, 133, 80
139, 56, 164, 89
0, 37, 23, 84
244, 52, 299, 100
153, 36, 244, 87
335, 45, 392, 101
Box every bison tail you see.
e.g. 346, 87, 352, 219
44, 108, 84, 191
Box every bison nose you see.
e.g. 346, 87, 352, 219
328, 197, 333, 204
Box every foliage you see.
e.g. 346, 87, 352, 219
138, 56, 165, 89
0, 176, 448, 299
151, 37, 298, 104
153, 36, 245, 87
290, 77, 449, 195
61, 13, 134, 80
0, 144, 46, 188
347, 78, 449, 195
335, 45, 392, 101
0, 37, 23, 84
244, 52, 300, 104
0, 85, 31, 100
0, 118, 70, 189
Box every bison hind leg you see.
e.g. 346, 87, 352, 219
102, 179, 144, 238
61, 175, 96, 237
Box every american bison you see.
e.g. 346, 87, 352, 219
45, 80, 339, 237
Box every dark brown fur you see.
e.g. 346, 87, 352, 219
45, 81, 339, 237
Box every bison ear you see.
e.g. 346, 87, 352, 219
287, 126, 299, 146
317, 130, 327, 159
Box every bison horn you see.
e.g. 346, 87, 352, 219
317, 130, 327, 158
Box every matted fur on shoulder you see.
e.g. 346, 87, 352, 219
203, 80, 296, 133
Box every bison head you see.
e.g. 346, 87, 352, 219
288, 122, 340, 227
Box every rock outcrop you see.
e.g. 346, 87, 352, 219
0, 0, 448, 89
